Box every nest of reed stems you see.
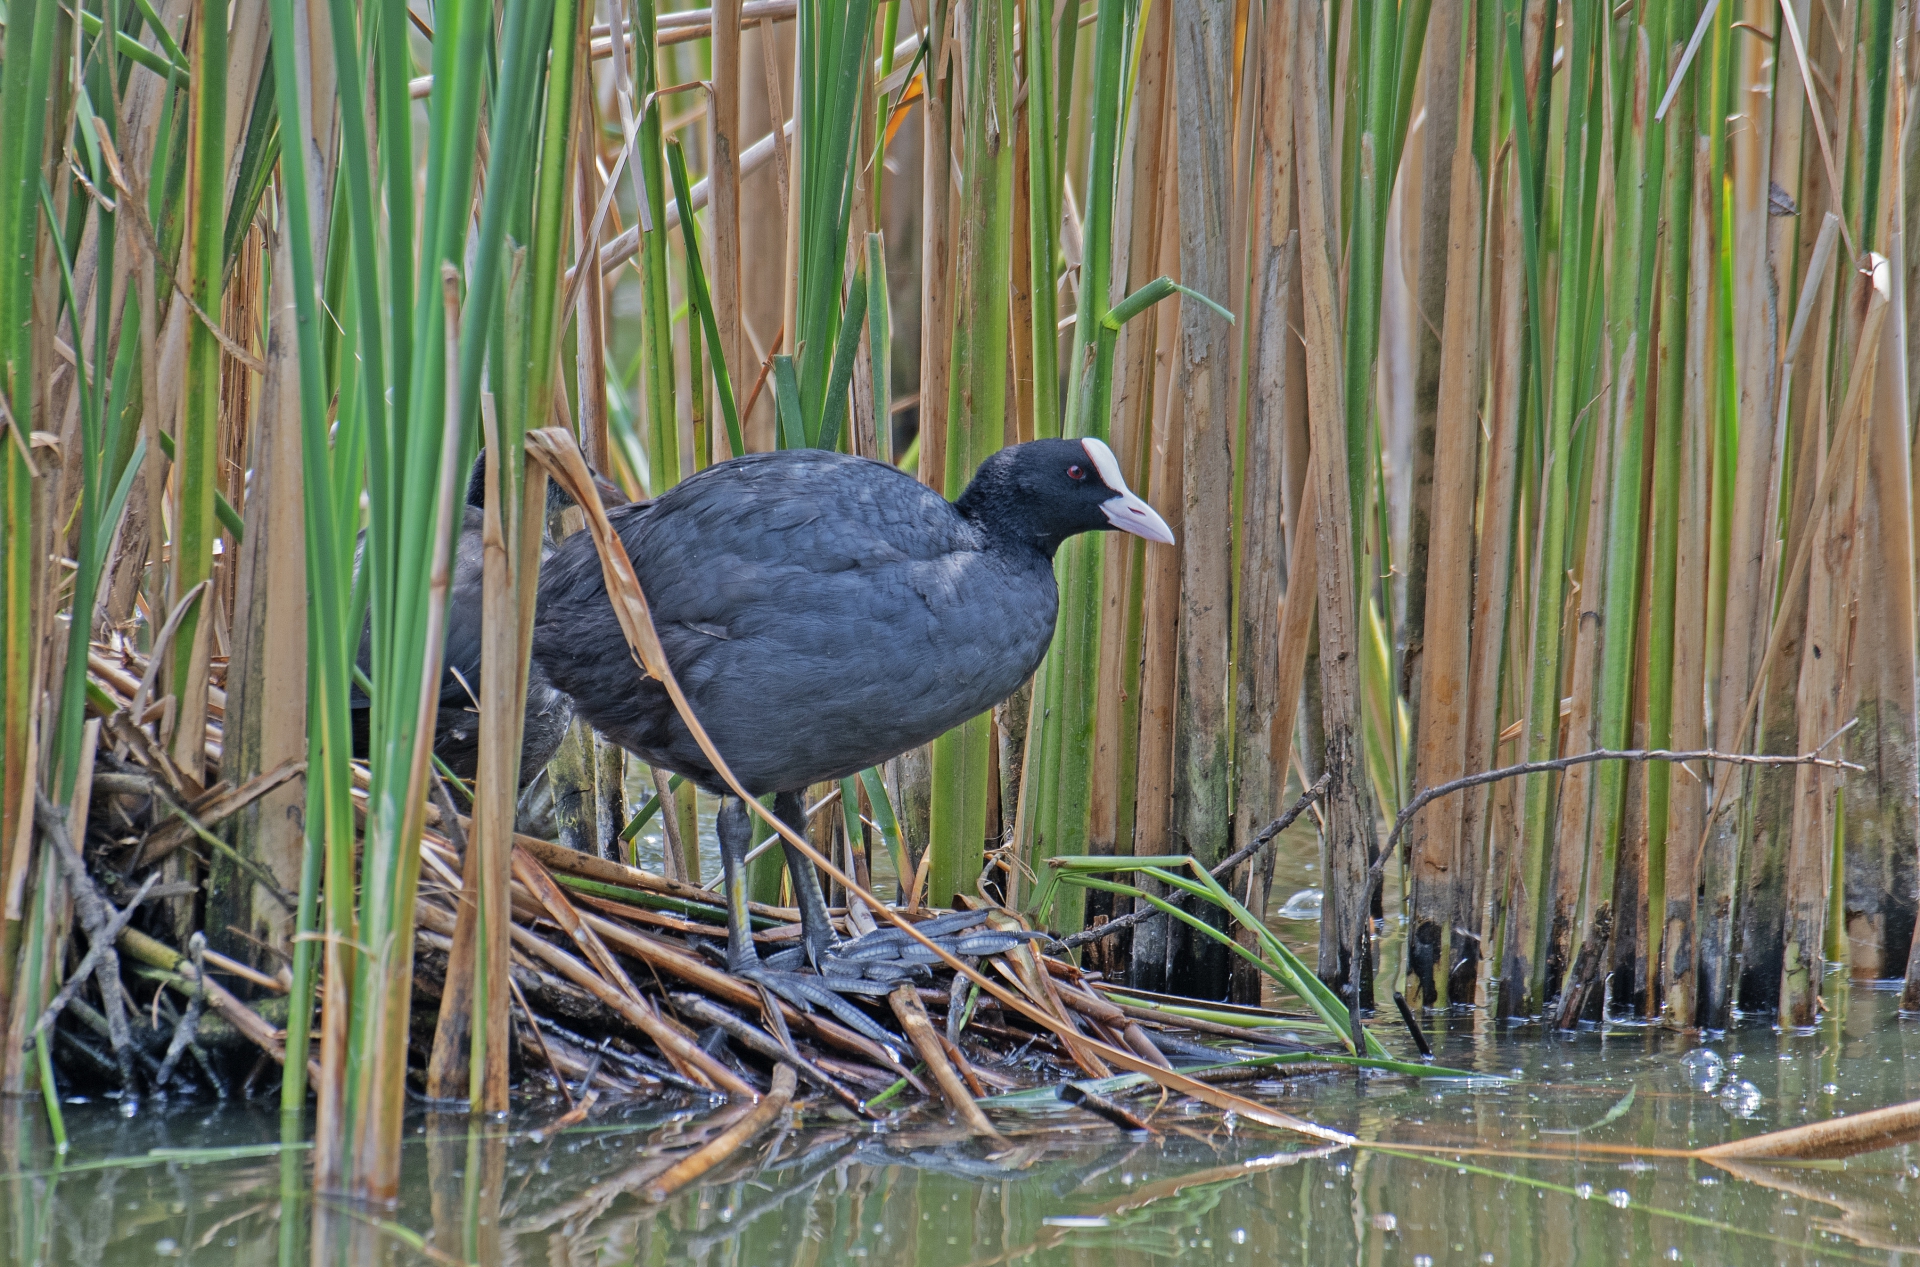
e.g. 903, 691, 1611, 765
43, 636, 1372, 1136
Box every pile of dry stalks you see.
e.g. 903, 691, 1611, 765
40, 636, 1373, 1139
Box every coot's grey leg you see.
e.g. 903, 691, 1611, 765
773, 790, 837, 969
716, 795, 759, 974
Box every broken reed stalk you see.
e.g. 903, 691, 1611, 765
644, 1063, 797, 1201
1692, 1097, 1920, 1162
890, 982, 998, 1134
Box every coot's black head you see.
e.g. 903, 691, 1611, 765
955, 437, 1175, 558
463, 450, 631, 513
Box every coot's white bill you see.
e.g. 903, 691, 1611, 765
1081, 437, 1176, 545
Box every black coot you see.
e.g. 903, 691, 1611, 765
351, 456, 623, 788
531, 437, 1173, 1034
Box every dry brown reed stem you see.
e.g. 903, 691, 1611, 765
1405, 53, 1485, 1010
497, 917, 749, 1096
1694, 1098, 1920, 1162
1059, 1080, 1154, 1132
1290, 0, 1378, 1007
1695, 258, 1892, 846
669, 992, 875, 1117
1223, 0, 1294, 970
709, 0, 745, 435
1661, 127, 1716, 1025
889, 983, 999, 1135
510, 848, 643, 1012
997, 942, 1110, 1078
134, 758, 306, 868
644, 1063, 797, 1202
527, 426, 1350, 1142
1068, 993, 1172, 1070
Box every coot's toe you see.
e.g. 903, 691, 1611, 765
738, 962, 900, 1049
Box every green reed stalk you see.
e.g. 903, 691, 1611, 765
865, 233, 892, 461
0, 0, 59, 1063
792, 0, 879, 439
432, 0, 560, 1116
42, 187, 143, 807
668, 140, 745, 460
1509, 0, 1602, 1018
1641, 0, 1696, 1009
1020, 0, 1071, 442
313, 0, 515, 1195
1342, 0, 1398, 556
1018, 0, 1130, 916
927, 0, 1014, 907
261, 0, 357, 1120
1579, 0, 1665, 977
165, 0, 228, 768
871, 0, 901, 213
633, 0, 678, 490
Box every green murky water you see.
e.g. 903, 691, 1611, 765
5, 978, 1918, 1265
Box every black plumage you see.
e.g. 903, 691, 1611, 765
530, 438, 1172, 1033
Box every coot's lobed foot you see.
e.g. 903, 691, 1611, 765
737, 962, 900, 1050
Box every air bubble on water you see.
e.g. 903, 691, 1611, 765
1821, 1084, 1839, 1096
1414, 1257, 1435, 1267
1231, 1229, 1248, 1245
1718, 1079, 1763, 1119
1482, 1255, 1496, 1264
718, 1208, 734, 1223
154, 1240, 180, 1257
1607, 1190, 1631, 1208
1574, 1183, 1595, 1200
1667, 1249, 1682, 1261
1369, 1213, 1397, 1231
1680, 1048, 1725, 1094
1277, 889, 1323, 919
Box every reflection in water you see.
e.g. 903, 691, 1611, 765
3, 987, 1917, 1265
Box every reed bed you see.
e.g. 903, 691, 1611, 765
3, 0, 1920, 1209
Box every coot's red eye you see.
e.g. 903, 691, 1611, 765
1067, 464, 1085, 480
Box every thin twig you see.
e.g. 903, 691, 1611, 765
155, 932, 210, 1088
1376, 747, 1863, 875
29, 870, 159, 1041
1051, 775, 1331, 952
35, 789, 139, 1093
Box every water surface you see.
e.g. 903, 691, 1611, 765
6, 979, 1917, 1265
